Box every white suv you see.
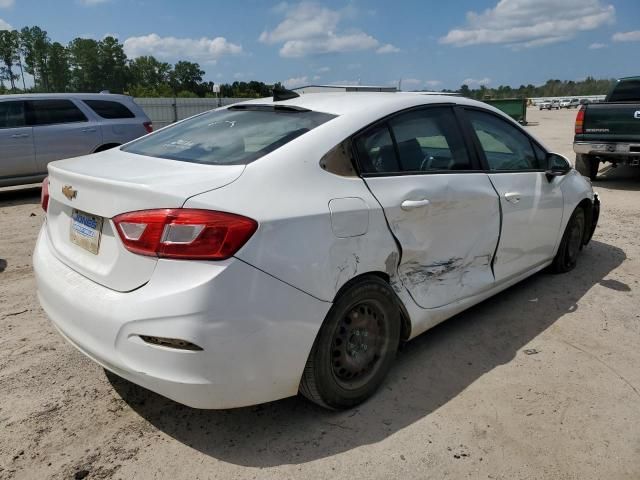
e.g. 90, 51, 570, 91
0, 93, 152, 188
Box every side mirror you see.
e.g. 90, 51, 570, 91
545, 153, 571, 181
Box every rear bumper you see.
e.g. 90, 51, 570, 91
574, 141, 640, 162
34, 226, 330, 409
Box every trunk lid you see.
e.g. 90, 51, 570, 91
582, 103, 640, 142
45, 149, 244, 292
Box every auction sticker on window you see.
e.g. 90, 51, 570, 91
70, 209, 103, 255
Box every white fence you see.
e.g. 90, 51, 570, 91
134, 97, 246, 128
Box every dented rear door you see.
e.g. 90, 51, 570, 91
354, 106, 500, 309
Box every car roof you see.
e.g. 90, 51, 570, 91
233, 91, 503, 117
0, 93, 132, 101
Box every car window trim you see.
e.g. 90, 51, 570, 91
460, 106, 549, 173
352, 103, 484, 177
0, 100, 28, 130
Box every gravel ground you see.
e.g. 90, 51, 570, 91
1, 107, 639, 480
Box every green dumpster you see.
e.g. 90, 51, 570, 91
483, 98, 528, 124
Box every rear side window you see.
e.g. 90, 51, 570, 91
467, 110, 541, 171
607, 80, 640, 102
84, 99, 135, 119
0, 101, 26, 129
122, 107, 335, 165
26, 99, 87, 126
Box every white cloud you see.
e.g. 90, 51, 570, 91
0, 17, 12, 29
588, 42, 607, 49
283, 76, 308, 88
317, 66, 331, 73
424, 80, 443, 88
462, 77, 492, 86
312, 75, 321, 81
260, 2, 390, 57
78, 0, 110, 5
612, 30, 640, 42
328, 79, 360, 86
401, 78, 422, 89
123, 33, 242, 64
440, 0, 615, 49
0, 0, 14, 8
376, 43, 400, 54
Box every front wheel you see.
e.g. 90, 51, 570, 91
552, 207, 586, 273
575, 154, 599, 180
299, 276, 401, 409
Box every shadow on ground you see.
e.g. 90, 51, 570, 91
595, 165, 640, 191
0, 185, 41, 207
109, 239, 625, 467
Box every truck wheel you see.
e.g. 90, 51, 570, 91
575, 154, 599, 181
299, 276, 401, 409
552, 207, 586, 273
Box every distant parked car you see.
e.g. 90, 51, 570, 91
569, 98, 580, 108
0, 93, 152, 188
559, 99, 571, 109
539, 100, 552, 110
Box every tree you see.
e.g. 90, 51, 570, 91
48, 42, 69, 92
170, 60, 204, 94
67, 38, 101, 91
128, 55, 172, 91
20, 26, 51, 91
0, 30, 20, 90
99, 36, 127, 92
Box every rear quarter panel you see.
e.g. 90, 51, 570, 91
183, 114, 402, 304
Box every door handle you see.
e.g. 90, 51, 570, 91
401, 199, 431, 211
504, 192, 521, 204
82, 128, 97, 133
11, 133, 30, 138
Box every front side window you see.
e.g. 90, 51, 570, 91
84, 99, 135, 119
122, 106, 335, 165
467, 110, 541, 171
26, 99, 87, 126
0, 101, 26, 129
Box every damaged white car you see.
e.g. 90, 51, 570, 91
34, 90, 600, 410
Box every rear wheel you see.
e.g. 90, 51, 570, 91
299, 276, 400, 409
552, 207, 586, 273
575, 154, 599, 181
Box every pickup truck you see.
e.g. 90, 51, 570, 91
574, 76, 640, 180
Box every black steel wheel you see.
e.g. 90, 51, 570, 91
299, 276, 400, 409
552, 207, 586, 273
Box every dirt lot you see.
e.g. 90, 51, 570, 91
1, 107, 640, 480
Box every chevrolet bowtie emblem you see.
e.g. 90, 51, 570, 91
62, 185, 77, 200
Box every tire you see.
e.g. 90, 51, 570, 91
299, 276, 401, 409
575, 154, 599, 181
552, 207, 586, 273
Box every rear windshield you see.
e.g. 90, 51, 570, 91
607, 80, 640, 102
122, 106, 335, 165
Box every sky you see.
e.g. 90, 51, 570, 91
1, 0, 639, 90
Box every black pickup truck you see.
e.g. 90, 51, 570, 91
574, 76, 640, 180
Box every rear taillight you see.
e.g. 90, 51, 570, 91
112, 209, 257, 260
41, 177, 49, 212
143, 121, 153, 133
575, 106, 585, 135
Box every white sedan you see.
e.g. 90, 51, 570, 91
34, 90, 600, 410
